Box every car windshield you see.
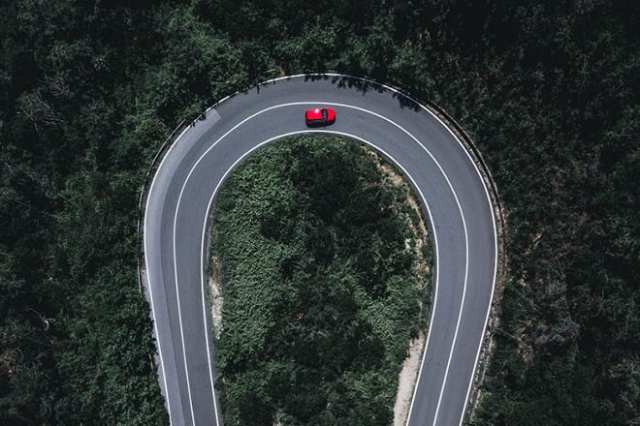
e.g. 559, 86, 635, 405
321, 109, 328, 119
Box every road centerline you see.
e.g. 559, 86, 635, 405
142, 74, 499, 426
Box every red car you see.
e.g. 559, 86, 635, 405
305, 107, 336, 126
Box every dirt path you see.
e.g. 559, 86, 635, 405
394, 332, 425, 426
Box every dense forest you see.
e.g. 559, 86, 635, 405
1, 0, 639, 425
211, 135, 430, 426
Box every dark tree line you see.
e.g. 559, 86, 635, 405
1, 0, 639, 424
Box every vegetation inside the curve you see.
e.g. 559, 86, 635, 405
1, 1, 639, 424
210, 135, 431, 426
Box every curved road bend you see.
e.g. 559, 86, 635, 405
142, 74, 497, 426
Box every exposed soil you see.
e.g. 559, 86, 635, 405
393, 332, 426, 426
209, 255, 224, 339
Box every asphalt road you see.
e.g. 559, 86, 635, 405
142, 74, 498, 426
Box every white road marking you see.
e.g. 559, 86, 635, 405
147, 74, 498, 426
171, 101, 470, 425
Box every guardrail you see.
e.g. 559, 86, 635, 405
136, 118, 188, 294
